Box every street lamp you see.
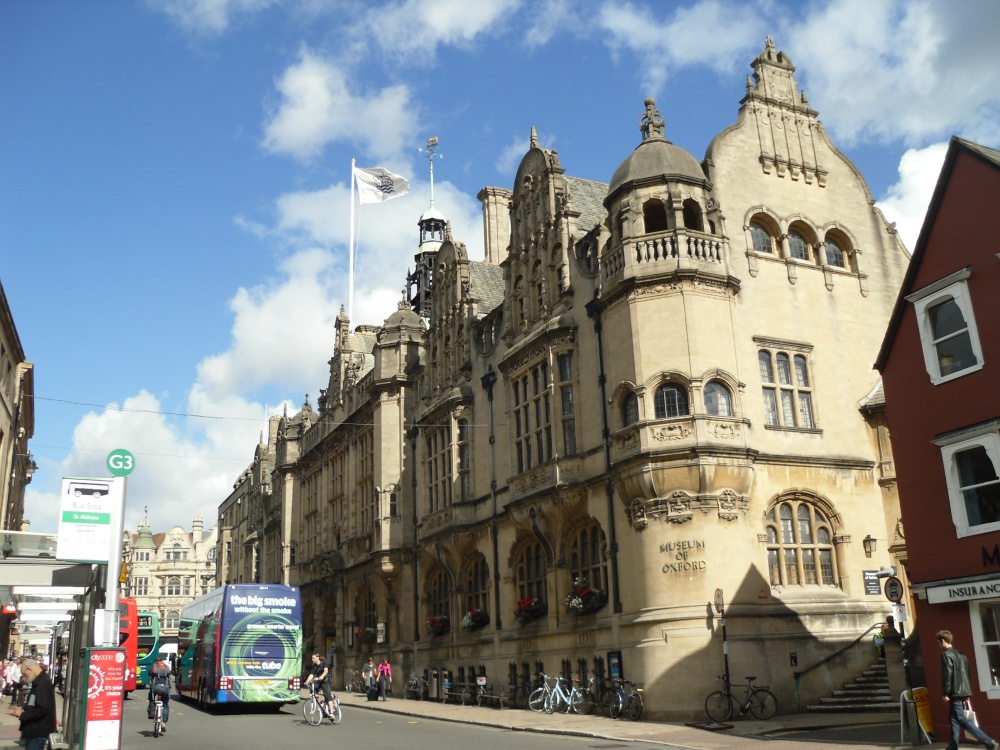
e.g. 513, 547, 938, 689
862, 535, 876, 558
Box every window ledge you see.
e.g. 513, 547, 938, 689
763, 425, 823, 435
929, 362, 985, 386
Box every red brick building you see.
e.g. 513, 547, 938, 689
877, 137, 1000, 738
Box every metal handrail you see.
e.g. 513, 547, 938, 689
792, 623, 882, 679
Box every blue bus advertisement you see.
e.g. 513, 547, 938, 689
177, 584, 302, 706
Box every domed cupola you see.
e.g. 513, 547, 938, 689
606, 98, 710, 204
407, 137, 446, 318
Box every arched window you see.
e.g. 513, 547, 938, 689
358, 585, 377, 630
654, 384, 688, 419
703, 382, 733, 417
515, 540, 547, 602
824, 238, 845, 267
765, 500, 836, 586
643, 199, 669, 233
788, 231, 811, 261
622, 392, 639, 427
465, 556, 489, 613
172, 543, 181, 561
166, 577, 181, 596
682, 199, 703, 231
569, 523, 608, 593
430, 569, 449, 619
749, 222, 773, 254
166, 611, 179, 629
457, 418, 470, 501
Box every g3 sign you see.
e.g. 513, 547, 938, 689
884, 576, 904, 603
107, 449, 135, 477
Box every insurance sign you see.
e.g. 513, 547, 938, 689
57, 477, 122, 563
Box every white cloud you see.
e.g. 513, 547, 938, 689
148, 0, 280, 34
261, 49, 419, 162
598, 0, 766, 94
25, 390, 270, 534
786, 0, 1000, 146
876, 142, 949, 253
495, 133, 532, 176
358, 0, 522, 63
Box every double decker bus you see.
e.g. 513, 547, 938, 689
118, 597, 138, 693
136, 611, 161, 687
176, 584, 302, 707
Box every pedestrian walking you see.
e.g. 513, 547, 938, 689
6, 659, 55, 750
936, 629, 998, 750
377, 656, 392, 701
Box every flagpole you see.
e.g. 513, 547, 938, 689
349, 158, 355, 321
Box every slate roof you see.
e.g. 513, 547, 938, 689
565, 176, 608, 232
469, 261, 505, 317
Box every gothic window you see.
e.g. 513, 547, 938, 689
682, 199, 703, 231
703, 382, 733, 417
759, 348, 815, 428
358, 429, 374, 529
749, 222, 774, 254
166, 611, 179, 629
643, 199, 669, 233
788, 231, 811, 261
426, 425, 452, 512
166, 577, 181, 596
569, 523, 608, 593
457, 418, 471, 501
515, 540, 547, 602
465, 556, 490, 613
513, 276, 525, 326
357, 585, 377, 630
653, 383, 689, 419
430, 569, 449, 619
556, 353, 576, 455
513, 361, 551, 473
622, 392, 639, 427
824, 238, 845, 267
765, 499, 836, 587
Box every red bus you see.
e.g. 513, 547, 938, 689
119, 597, 138, 693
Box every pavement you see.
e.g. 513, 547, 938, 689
336, 690, 920, 750
0, 688, 926, 750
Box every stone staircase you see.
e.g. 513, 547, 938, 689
806, 659, 898, 713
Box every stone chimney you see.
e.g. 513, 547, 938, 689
478, 186, 512, 266
192, 515, 203, 544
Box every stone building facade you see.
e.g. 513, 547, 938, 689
125, 516, 218, 640
0, 279, 34, 532
281, 39, 910, 719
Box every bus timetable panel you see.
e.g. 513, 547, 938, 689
177, 584, 302, 705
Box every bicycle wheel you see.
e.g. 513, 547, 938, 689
330, 698, 342, 725
705, 690, 733, 722
527, 687, 546, 712
514, 685, 529, 709
303, 697, 323, 726
748, 688, 777, 720
345, 681, 353, 693
572, 688, 594, 715
609, 691, 624, 719
153, 717, 161, 738
627, 692, 643, 721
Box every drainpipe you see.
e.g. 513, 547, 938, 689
480, 365, 502, 630
585, 292, 622, 613
406, 420, 421, 641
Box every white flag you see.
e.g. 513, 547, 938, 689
354, 166, 410, 204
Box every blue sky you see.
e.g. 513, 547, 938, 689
3, 0, 999, 537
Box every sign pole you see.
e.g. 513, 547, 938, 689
102, 449, 134, 646
715, 589, 730, 689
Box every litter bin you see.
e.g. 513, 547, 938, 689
428, 669, 439, 700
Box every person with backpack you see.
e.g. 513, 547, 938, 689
148, 657, 172, 733
304, 653, 335, 720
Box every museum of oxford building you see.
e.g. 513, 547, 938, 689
273, 39, 911, 720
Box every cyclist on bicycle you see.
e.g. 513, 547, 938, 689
148, 657, 171, 733
304, 653, 335, 719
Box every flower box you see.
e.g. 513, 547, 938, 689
426, 615, 450, 636
461, 609, 490, 630
514, 598, 547, 623
564, 581, 608, 615
355, 627, 377, 644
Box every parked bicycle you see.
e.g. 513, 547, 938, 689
527, 673, 556, 712
344, 669, 362, 693
704, 675, 776, 721
545, 676, 594, 715
150, 698, 165, 738
405, 673, 427, 700
303, 681, 342, 725
511, 676, 534, 709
